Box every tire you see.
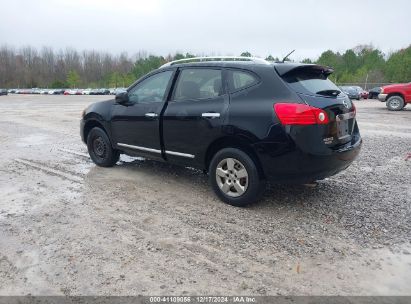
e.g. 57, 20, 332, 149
87, 127, 120, 167
209, 148, 265, 207
386, 95, 405, 111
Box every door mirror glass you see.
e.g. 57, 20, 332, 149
115, 92, 130, 105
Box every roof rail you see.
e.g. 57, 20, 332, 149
160, 56, 270, 68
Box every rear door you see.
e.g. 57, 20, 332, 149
111, 69, 174, 160
162, 67, 229, 166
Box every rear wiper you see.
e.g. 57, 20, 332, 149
316, 89, 341, 97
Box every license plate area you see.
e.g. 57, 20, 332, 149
336, 112, 355, 141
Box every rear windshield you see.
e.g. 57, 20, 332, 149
282, 68, 341, 97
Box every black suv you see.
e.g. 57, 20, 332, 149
80, 57, 362, 206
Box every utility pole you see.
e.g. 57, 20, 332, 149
364, 73, 369, 90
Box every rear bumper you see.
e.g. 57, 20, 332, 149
255, 135, 362, 184
378, 93, 388, 102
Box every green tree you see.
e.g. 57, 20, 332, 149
385, 46, 411, 83
265, 55, 278, 61
240, 51, 252, 57
66, 70, 80, 88
50, 80, 66, 88
132, 55, 166, 79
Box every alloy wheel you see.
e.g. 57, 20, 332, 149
216, 158, 249, 197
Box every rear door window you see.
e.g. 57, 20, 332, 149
173, 68, 223, 101
282, 68, 341, 97
228, 70, 259, 93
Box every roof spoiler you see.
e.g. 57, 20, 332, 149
275, 64, 334, 77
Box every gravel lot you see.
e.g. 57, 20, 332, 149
0, 95, 410, 296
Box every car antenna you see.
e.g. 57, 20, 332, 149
281, 50, 295, 63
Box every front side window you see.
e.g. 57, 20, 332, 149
128, 70, 173, 103
173, 69, 223, 101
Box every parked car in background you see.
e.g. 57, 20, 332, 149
49, 89, 65, 95
378, 83, 411, 111
0, 89, 8, 96
81, 57, 361, 206
113, 87, 127, 95
340, 86, 360, 100
98, 88, 110, 95
64, 89, 82, 95
351, 86, 368, 99
368, 87, 381, 99
90, 89, 100, 95
83, 88, 93, 95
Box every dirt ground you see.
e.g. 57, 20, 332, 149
0, 95, 410, 296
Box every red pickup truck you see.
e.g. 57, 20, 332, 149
378, 83, 411, 111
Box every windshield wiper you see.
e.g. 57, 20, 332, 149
316, 89, 341, 97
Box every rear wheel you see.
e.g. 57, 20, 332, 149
386, 96, 405, 111
87, 127, 119, 167
209, 148, 265, 207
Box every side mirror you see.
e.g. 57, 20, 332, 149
115, 92, 130, 105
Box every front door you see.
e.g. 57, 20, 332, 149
111, 69, 174, 160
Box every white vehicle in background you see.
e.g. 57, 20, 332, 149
82, 88, 92, 95
113, 87, 127, 95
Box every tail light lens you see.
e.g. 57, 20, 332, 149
274, 103, 329, 125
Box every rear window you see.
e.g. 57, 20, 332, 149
282, 68, 341, 97
228, 70, 259, 93
173, 68, 223, 101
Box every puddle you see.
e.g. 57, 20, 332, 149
119, 155, 145, 163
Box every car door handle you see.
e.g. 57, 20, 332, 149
202, 112, 220, 118
145, 112, 158, 118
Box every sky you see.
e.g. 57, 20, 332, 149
1, 0, 410, 60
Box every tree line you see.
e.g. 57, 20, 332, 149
0, 44, 409, 88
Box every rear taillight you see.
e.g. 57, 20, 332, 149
274, 103, 329, 125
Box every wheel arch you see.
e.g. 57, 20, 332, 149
83, 119, 109, 143
204, 136, 265, 178
387, 92, 405, 101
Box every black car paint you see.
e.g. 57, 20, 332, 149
81, 62, 362, 183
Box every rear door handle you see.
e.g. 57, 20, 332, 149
145, 112, 158, 118
202, 112, 220, 118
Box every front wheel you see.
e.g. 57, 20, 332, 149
87, 127, 120, 167
386, 96, 405, 111
209, 148, 265, 207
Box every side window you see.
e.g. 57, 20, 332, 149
128, 70, 173, 103
173, 69, 223, 101
228, 70, 259, 93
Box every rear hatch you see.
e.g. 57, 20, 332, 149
277, 64, 357, 148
